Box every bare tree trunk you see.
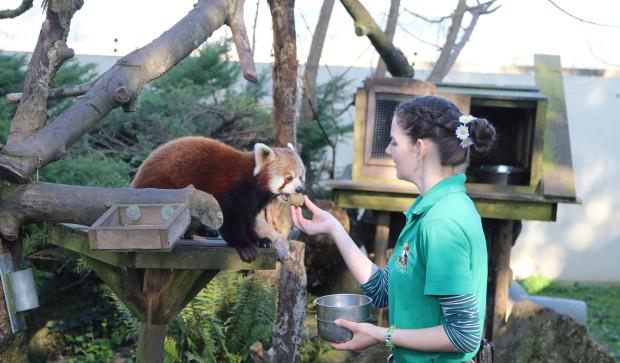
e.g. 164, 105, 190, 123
250, 241, 306, 363
426, 0, 467, 83
299, 0, 335, 123
256, 3, 307, 362
7, 0, 83, 144
268, 0, 297, 147
374, 0, 400, 77
340, 0, 413, 78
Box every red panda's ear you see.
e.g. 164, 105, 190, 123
287, 143, 296, 152
254, 143, 275, 176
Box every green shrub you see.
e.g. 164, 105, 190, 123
38, 154, 131, 187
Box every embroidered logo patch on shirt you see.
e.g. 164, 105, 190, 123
396, 242, 410, 273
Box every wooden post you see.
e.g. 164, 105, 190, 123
374, 211, 390, 267
137, 323, 167, 363
251, 240, 306, 363
491, 220, 513, 341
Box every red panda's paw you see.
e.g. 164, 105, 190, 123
236, 245, 258, 262
257, 237, 272, 249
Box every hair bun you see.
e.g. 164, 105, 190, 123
468, 118, 496, 154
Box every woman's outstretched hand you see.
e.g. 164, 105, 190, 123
290, 195, 340, 236
330, 319, 382, 351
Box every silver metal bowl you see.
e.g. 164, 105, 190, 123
315, 294, 372, 322
316, 316, 371, 343
468, 164, 528, 185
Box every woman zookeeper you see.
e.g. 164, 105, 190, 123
290, 95, 497, 362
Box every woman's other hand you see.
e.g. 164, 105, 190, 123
330, 319, 382, 351
290, 195, 340, 236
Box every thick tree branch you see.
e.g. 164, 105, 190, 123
375, 0, 400, 77
268, 0, 297, 147
5, 80, 96, 104
0, 183, 222, 241
227, 0, 258, 83
299, 0, 335, 123
426, 0, 467, 83
426, 0, 498, 83
444, 10, 481, 75
339, 0, 413, 78
0, 0, 33, 19
7, 0, 83, 144
0, 0, 254, 184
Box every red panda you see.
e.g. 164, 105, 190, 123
132, 136, 306, 262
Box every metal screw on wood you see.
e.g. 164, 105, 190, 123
125, 205, 142, 221
160, 205, 174, 221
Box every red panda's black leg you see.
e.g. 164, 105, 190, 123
219, 215, 258, 262
218, 181, 274, 262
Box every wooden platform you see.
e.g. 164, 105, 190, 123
326, 179, 567, 221
48, 223, 277, 270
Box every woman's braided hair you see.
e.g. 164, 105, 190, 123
394, 96, 496, 166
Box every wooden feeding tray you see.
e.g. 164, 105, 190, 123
88, 203, 190, 251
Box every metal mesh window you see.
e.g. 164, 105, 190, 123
371, 93, 412, 158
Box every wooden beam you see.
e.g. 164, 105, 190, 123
332, 189, 557, 221
374, 211, 390, 267
143, 268, 218, 324
491, 220, 513, 341
83, 256, 146, 321
534, 54, 576, 200
136, 323, 166, 363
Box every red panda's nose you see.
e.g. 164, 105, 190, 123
295, 186, 303, 193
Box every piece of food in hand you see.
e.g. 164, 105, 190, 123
287, 193, 305, 206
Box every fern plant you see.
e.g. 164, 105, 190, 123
164, 271, 276, 363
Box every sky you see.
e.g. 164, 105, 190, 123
1, 0, 619, 72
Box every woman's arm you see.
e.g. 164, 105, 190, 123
332, 294, 481, 353
359, 266, 389, 308
290, 196, 378, 284
331, 321, 458, 352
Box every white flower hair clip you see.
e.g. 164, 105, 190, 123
455, 125, 469, 141
459, 115, 475, 124
460, 137, 474, 149
456, 114, 476, 148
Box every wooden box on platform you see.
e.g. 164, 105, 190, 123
88, 203, 190, 250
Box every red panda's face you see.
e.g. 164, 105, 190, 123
254, 143, 306, 201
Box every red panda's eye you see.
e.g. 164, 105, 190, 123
286, 176, 293, 182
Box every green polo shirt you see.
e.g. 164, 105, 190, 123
387, 174, 487, 363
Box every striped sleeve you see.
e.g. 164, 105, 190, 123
359, 266, 389, 308
439, 294, 481, 353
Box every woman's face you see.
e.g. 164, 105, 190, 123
386, 117, 418, 182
